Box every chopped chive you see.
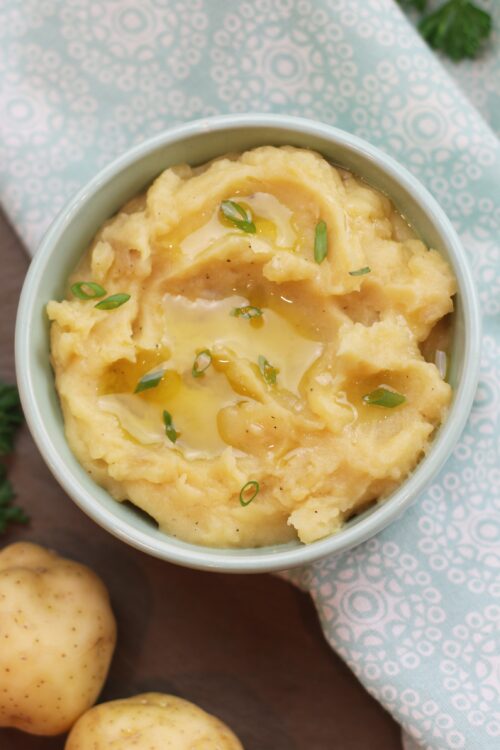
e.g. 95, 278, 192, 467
231, 305, 263, 320
134, 368, 164, 393
95, 293, 131, 310
220, 200, 256, 233
349, 266, 371, 276
192, 350, 212, 378
362, 387, 406, 408
163, 410, 179, 443
71, 281, 107, 300
435, 350, 447, 380
239, 480, 259, 507
314, 220, 328, 264
258, 355, 278, 385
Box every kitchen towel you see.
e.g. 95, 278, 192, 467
0, 2, 499, 748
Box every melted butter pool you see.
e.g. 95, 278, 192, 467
100, 293, 323, 457
343, 371, 409, 424
162, 293, 322, 395
179, 192, 297, 256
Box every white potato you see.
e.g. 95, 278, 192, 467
65, 692, 244, 749
0, 542, 116, 735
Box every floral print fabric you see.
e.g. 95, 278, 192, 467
1, 2, 499, 748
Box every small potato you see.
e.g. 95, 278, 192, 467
65, 692, 244, 749
0, 542, 116, 736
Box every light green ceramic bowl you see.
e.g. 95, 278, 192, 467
15, 114, 480, 572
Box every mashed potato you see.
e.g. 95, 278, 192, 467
47, 146, 456, 547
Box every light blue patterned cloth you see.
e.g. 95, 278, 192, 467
1, 2, 499, 748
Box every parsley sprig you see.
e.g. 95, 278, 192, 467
398, 0, 492, 61
0, 465, 29, 533
0, 382, 29, 533
0, 383, 23, 455
398, 0, 427, 10
420, 0, 491, 61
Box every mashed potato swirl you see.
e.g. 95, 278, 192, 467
47, 147, 456, 547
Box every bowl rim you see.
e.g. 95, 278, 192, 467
15, 113, 481, 572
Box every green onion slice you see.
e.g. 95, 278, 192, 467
258, 355, 278, 385
435, 350, 447, 380
231, 305, 263, 319
163, 410, 179, 443
95, 293, 131, 310
192, 350, 212, 378
239, 480, 259, 507
220, 200, 256, 234
314, 220, 328, 264
134, 368, 164, 393
349, 266, 371, 276
362, 387, 406, 408
71, 281, 107, 299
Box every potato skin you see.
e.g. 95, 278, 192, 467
0, 542, 116, 735
65, 692, 244, 749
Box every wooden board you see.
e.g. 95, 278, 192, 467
0, 209, 402, 750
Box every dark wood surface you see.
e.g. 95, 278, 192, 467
0, 208, 402, 749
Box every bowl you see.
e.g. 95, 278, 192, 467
15, 114, 481, 573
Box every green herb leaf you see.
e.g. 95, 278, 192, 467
362, 387, 406, 408
231, 305, 263, 320
71, 281, 107, 300
258, 355, 278, 385
134, 368, 164, 393
314, 220, 328, 264
163, 410, 179, 443
220, 200, 256, 234
0, 466, 29, 533
349, 266, 371, 276
0, 385, 29, 534
192, 350, 212, 378
435, 350, 448, 380
0, 504, 29, 530
0, 467, 14, 505
95, 293, 131, 310
397, 0, 427, 11
419, 0, 492, 61
0, 383, 23, 456
239, 480, 259, 507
